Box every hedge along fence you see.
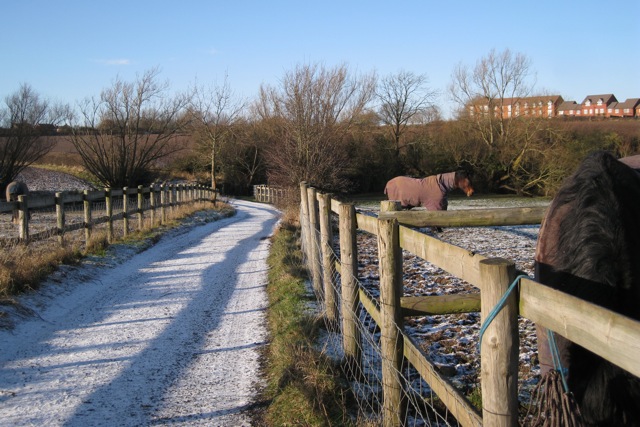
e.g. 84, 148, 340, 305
0, 184, 217, 246
299, 182, 640, 427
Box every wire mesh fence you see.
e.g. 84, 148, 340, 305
299, 195, 481, 426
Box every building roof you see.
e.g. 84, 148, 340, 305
581, 94, 618, 105
616, 98, 640, 109
558, 101, 580, 111
502, 95, 563, 105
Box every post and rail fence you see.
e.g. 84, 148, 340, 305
253, 184, 292, 204
0, 184, 217, 246
298, 182, 640, 426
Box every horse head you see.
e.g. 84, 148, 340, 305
454, 170, 474, 197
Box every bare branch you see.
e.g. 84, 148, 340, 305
0, 84, 70, 190
69, 68, 191, 187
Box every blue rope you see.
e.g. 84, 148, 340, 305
475, 272, 572, 394
477, 274, 529, 352
548, 329, 570, 393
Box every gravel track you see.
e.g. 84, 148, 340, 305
0, 199, 280, 426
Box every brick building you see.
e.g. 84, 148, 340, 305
470, 93, 639, 119
468, 95, 564, 118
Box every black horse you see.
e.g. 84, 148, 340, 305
534, 151, 640, 426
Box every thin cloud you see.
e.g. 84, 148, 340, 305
94, 58, 131, 65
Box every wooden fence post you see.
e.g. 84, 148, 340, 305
378, 217, 405, 427
105, 188, 113, 243
307, 187, 323, 297
339, 202, 361, 368
160, 185, 167, 224
318, 193, 339, 328
479, 258, 518, 427
381, 200, 401, 213
137, 185, 144, 230
299, 182, 310, 260
150, 185, 156, 226
18, 195, 29, 243
56, 192, 65, 246
83, 190, 92, 245
123, 187, 129, 237
169, 184, 176, 215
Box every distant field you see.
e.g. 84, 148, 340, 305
36, 135, 195, 167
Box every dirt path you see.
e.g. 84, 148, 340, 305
0, 199, 280, 426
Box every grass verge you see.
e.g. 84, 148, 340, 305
260, 215, 354, 426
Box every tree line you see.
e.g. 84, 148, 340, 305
2, 49, 638, 197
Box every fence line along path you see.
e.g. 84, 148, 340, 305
0, 183, 217, 245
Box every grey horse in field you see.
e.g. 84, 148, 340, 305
5, 180, 30, 223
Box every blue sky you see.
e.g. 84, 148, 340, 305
2, 0, 639, 118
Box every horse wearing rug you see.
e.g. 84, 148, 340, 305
534, 151, 640, 426
384, 170, 474, 210
5, 180, 30, 223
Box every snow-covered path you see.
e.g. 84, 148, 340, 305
0, 200, 280, 426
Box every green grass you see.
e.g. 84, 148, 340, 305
261, 219, 354, 426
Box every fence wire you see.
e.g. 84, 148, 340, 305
300, 206, 473, 426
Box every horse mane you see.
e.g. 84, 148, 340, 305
546, 151, 640, 425
553, 151, 640, 315
454, 169, 470, 180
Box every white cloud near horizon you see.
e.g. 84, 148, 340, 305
94, 58, 131, 65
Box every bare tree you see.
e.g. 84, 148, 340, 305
218, 119, 267, 194
376, 70, 438, 154
449, 48, 535, 147
256, 62, 376, 191
70, 68, 191, 187
189, 75, 246, 190
449, 49, 551, 194
0, 84, 70, 192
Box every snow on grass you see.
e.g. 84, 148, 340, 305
353, 195, 547, 408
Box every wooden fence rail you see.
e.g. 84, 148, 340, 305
299, 182, 640, 427
253, 184, 291, 204
0, 184, 216, 246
